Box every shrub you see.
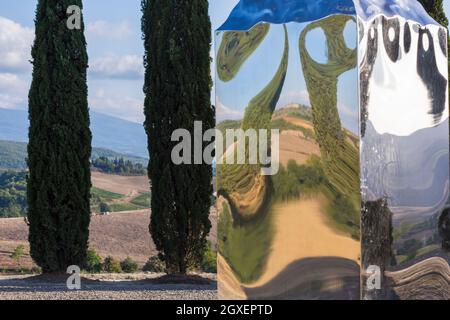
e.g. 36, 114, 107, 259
200, 242, 217, 273
120, 257, 138, 273
102, 256, 122, 273
99, 202, 110, 214
85, 249, 102, 273
142, 256, 166, 273
10, 245, 26, 265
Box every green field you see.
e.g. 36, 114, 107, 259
91, 187, 123, 202
130, 192, 151, 207
90, 188, 149, 213
108, 202, 144, 213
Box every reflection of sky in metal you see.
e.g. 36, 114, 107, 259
354, 0, 439, 25
218, 0, 439, 31
215, 22, 359, 134
218, 0, 355, 31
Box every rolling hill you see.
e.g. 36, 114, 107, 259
0, 108, 148, 158
0, 140, 147, 171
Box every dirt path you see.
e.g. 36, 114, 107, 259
279, 130, 320, 166
0, 273, 217, 300
247, 197, 359, 288
283, 116, 315, 130
219, 197, 360, 298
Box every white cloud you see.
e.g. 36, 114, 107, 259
0, 16, 34, 73
90, 54, 144, 79
0, 73, 29, 109
90, 88, 144, 123
277, 90, 310, 108
87, 20, 133, 40
216, 97, 243, 122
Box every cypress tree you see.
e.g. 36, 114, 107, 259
28, 0, 92, 273
142, 0, 214, 274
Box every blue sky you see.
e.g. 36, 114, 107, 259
0, 0, 449, 126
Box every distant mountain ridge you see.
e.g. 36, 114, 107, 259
0, 108, 148, 158
0, 140, 148, 171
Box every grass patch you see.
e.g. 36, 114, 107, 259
272, 157, 360, 239
91, 187, 123, 202
218, 202, 273, 284
109, 202, 144, 212
130, 193, 151, 207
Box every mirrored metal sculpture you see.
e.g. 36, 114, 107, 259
215, 0, 450, 300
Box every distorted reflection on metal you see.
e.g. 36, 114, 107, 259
216, 0, 450, 300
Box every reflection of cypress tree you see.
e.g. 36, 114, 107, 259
439, 208, 450, 251
27, 0, 92, 272
417, 0, 449, 27
217, 25, 289, 219
299, 15, 359, 199
142, 0, 214, 274
417, 0, 449, 95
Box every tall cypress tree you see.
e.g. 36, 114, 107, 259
28, 0, 92, 273
142, 0, 214, 274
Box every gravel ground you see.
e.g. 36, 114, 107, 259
0, 273, 218, 300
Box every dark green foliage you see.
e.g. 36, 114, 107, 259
439, 208, 450, 251
130, 192, 151, 207
0, 171, 27, 217
200, 242, 217, 273
99, 202, 111, 214
27, 0, 92, 273
84, 249, 102, 273
142, 256, 166, 273
418, 0, 450, 95
10, 245, 26, 266
102, 256, 122, 273
120, 257, 139, 273
142, 0, 214, 274
418, 0, 449, 27
0, 141, 28, 170
272, 158, 360, 239
91, 156, 146, 176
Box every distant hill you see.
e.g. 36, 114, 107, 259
0, 108, 148, 158
0, 140, 147, 171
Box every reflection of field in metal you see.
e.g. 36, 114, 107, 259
245, 257, 360, 300
249, 198, 360, 286
386, 256, 450, 300
279, 130, 320, 167
218, 254, 360, 300
219, 198, 360, 299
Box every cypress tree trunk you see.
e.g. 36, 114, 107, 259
142, 0, 214, 274
28, 0, 92, 273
